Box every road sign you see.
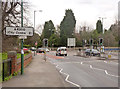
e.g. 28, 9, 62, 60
6, 27, 34, 36
18, 36, 27, 39
67, 38, 76, 47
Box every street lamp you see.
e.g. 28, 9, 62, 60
34, 10, 42, 31
34, 10, 42, 56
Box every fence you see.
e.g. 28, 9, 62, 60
2, 51, 32, 82
2, 58, 12, 81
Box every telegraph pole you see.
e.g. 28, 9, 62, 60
21, 0, 24, 75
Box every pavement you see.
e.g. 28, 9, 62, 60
2, 53, 70, 87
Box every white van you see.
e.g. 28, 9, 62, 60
56, 47, 67, 56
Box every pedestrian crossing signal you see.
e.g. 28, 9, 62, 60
43, 38, 48, 47
45, 39, 48, 47
99, 38, 103, 45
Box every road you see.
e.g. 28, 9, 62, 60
43, 51, 119, 88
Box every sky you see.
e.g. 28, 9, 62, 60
28, 0, 119, 33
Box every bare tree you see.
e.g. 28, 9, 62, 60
1, 1, 31, 52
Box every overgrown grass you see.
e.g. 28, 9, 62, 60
0, 53, 7, 60
17, 53, 29, 59
1, 52, 30, 60
0, 75, 2, 83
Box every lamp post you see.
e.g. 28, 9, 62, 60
21, 0, 24, 75
34, 10, 42, 56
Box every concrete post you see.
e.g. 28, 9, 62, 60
8, 51, 17, 74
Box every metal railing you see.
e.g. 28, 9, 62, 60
2, 58, 12, 81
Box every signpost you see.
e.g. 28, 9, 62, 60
21, 0, 24, 75
35, 41, 37, 55
19, 36, 27, 39
43, 38, 48, 62
67, 38, 76, 47
5, 0, 34, 75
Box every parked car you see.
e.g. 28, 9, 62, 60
44, 48, 49, 52
23, 48, 28, 51
30, 47, 36, 51
36, 48, 45, 53
56, 47, 67, 56
85, 49, 100, 56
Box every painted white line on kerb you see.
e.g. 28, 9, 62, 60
56, 65, 80, 87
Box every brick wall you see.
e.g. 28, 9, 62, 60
15, 53, 32, 72
8, 52, 32, 74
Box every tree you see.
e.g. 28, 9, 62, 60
41, 20, 55, 39
1, 1, 30, 52
24, 33, 41, 47
96, 20, 103, 33
48, 34, 60, 47
60, 9, 76, 46
91, 30, 99, 44
102, 31, 117, 47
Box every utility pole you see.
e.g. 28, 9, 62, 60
21, 0, 24, 75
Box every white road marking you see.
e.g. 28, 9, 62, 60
105, 70, 119, 77
104, 61, 107, 63
104, 60, 118, 65
90, 65, 92, 68
81, 61, 119, 78
56, 64, 80, 87
110, 61, 118, 65
81, 62, 83, 64
105, 70, 108, 74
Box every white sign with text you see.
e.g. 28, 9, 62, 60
6, 27, 34, 36
67, 38, 76, 47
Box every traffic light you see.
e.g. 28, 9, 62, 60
99, 38, 103, 45
82, 39, 85, 46
118, 40, 120, 47
43, 38, 48, 47
44, 39, 48, 47
89, 39, 93, 45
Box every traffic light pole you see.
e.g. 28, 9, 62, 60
21, 0, 24, 75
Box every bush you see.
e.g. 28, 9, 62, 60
23, 45, 31, 48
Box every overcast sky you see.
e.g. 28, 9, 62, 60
28, 0, 119, 32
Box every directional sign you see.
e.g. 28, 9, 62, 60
18, 36, 27, 39
67, 38, 76, 47
6, 27, 34, 36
